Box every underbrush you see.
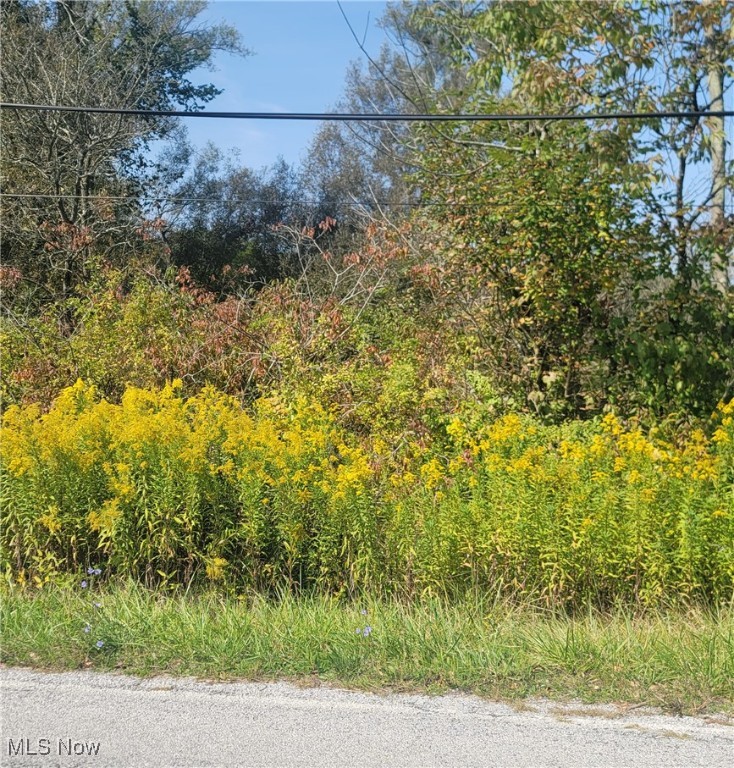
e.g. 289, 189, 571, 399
2, 381, 732, 607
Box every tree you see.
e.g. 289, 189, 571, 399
410, 119, 656, 417
372, 0, 733, 416
0, 0, 247, 305
301, 1, 472, 231
410, 0, 733, 289
163, 147, 305, 290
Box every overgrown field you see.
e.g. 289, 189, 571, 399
2, 380, 732, 608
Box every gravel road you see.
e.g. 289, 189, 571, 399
1, 667, 732, 767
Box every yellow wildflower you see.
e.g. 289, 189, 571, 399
205, 557, 228, 581
420, 458, 444, 489
38, 505, 62, 534
88, 498, 122, 535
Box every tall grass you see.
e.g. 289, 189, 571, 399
2, 381, 732, 606
1, 581, 732, 714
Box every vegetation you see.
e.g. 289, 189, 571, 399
1, 582, 732, 715
2, 380, 732, 606
0, 0, 732, 706
1, 0, 247, 302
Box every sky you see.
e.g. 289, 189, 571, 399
184, 1, 389, 171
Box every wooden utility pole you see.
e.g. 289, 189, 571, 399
705, 21, 730, 293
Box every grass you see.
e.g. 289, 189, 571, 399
1, 580, 733, 716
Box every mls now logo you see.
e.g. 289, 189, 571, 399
7, 738, 101, 757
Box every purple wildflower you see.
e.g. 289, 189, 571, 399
363, 626, 372, 637
87, 567, 95, 575
81, 580, 88, 589
83, 624, 91, 634
96, 640, 104, 649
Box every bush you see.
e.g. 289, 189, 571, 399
0, 267, 263, 406
2, 381, 732, 606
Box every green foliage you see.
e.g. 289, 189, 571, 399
2, 584, 733, 713
2, 0, 733, 634
168, 154, 305, 289
2, 382, 732, 607
402, 0, 733, 420
609, 281, 734, 420
411, 122, 656, 418
1, 266, 263, 406
1, 0, 247, 301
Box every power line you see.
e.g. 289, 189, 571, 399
1, 102, 733, 122
0, 192, 438, 207
3, 192, 732, 214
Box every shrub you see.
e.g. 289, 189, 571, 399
2, 381, 732, 606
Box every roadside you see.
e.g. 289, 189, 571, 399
2, 584, 733, 718
2, 668, 732, 767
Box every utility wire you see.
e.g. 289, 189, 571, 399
1, 102, 733, 122
2, 193, 733, 212
5, 192, 734, 208
0, 192, 440, 207
0, 192, 403, 204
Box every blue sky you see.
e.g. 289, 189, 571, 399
185, 1, 389, 171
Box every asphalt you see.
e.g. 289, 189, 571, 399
1, 667, 732, 767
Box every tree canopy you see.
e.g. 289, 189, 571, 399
1, 0, 247, 301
